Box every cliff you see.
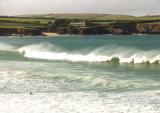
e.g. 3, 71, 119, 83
55, 26, 109, 35
136, 24, 160, 34
0, 28, 45, 36
106, 22, 160, 35
106, 22, 137, 34
0, 22, 160, 36
55, 23, 160, 35
52, 20, 160, 35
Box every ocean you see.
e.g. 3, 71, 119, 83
0, 35, 160, 113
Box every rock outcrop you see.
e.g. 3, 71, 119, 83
0, 28, 44, 36
136, 24, 160, 34
55, 26, 109, 35
106, 22, 160, 35
1, 22, 160, 36
107, 22, 137, 34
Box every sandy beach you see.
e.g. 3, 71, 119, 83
42, 32, 60, 37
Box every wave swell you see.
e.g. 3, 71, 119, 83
0, 42, 159, 64
17, 43, 160, 64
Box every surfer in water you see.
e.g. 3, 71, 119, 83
29, 91, 33, 95
22, 50, 25, 56
21, 50, 28, 60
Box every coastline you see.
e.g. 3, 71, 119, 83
0, 23, 160, 36
46, 22, 160, 35
0, 15, 160, 36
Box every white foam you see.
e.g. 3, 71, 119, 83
18, 43, 160, 64
0, 91, 160, 113
0, 43, 15, 51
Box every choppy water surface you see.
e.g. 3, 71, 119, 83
0, 35, 160, 113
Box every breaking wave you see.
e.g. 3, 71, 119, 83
0, 42, 159, 64
0, 42, 15, 51
18, 43, 160, 64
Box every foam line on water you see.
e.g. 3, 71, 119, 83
0, 69, 159, 92
0, 91, 160, 113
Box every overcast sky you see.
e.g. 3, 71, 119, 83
0, 0, 160, 16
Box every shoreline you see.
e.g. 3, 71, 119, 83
51, 33, 157, 36
41, 32, 60, 37
0, 22, 160, 36
1, 15, 160, 36
0, 33, 160, 36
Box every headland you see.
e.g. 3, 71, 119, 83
0, 14, 160, 36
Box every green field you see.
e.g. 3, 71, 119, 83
20, 13, 135, 20
0, 16, 54, 29
0, 17, 53, 24
18, 13, 160, 25
0, 22, 47, 29
22, 13, 160, 20
0, 14, 160, 29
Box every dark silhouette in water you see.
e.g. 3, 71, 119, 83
22, 50, 25, 56
29, 91, 33, 95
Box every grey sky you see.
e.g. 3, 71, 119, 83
0, 0, 160, 16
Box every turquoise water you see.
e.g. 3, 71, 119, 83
0, 35, 160, 113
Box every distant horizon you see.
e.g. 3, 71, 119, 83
0, 0, 160, 16
1, 13, 160, 17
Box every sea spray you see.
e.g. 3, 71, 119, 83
18, 43, 160, 64
0, 42, 15, 51
0, 41, 159, 64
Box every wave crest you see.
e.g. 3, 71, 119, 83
0, 43, 15, 51
17, 43, 160, 64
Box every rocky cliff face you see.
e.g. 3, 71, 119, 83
136, 24, 160, 34
81, 26, 109, 35
106, 23, 160, 35
55, 26, 109, 35
107, 22, 137, 34
1, 23, 160, 36
0, 28, 44, 36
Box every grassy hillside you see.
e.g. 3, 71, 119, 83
17, 13, 160, 25
0, 17, 53, 24
20, 13, 160, 20
0, 16, 54, 29
1, 14, 160, 35
20, 13, 135, 20
137, 15, 160, 20
0, 14, 160, 29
